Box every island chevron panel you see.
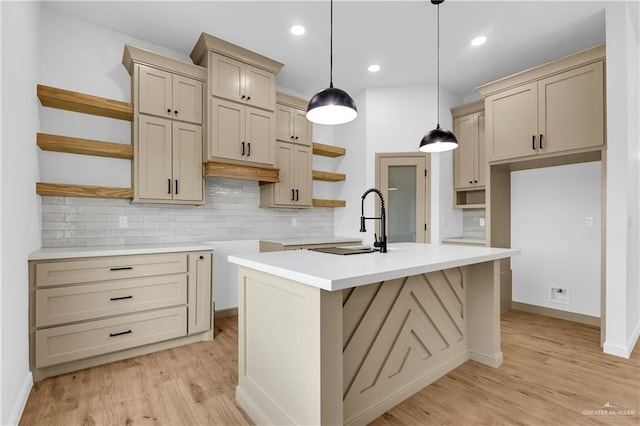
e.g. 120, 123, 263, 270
342, 268, 466, 421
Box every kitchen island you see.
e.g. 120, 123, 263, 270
228, 242, 519, 425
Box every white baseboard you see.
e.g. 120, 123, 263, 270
7, 371, 33, 425
603, 319, 640, 358
235, 385, 270, 425
469, 350, 504, 368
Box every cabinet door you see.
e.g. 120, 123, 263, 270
293, 108, 312, 146
276, 104, 294, 143
453, 114, 477, 189
172, 75, 203, 125
245, 107, 275, 165
273, 142, 294, 205
172, 122, 203, 202
293, 145, 313, 206
485, 82, 538, 161
538, 61, 604, 154
137, 115, 173, 200
476, 112, 486, 186
245, 64, 276, 111
138, 65, 172, 119
209, 53, 243, 102
187, 252, 212, 335
209, 98, 244, 161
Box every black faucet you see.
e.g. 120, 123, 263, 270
360, 188, 387, 253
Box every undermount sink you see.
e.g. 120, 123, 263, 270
309, 247, 375, 255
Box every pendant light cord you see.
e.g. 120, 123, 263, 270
436, 2, 440, 127
329, 0, 334, 88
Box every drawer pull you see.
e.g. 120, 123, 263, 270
110, 295, 133, 301
109, 329, 132, 337
110, 266, 133, 271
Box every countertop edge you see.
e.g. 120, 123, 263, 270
29, 243, 214, 261
229, 245, 520, 291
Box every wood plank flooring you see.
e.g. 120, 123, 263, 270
20, 310, 639, 425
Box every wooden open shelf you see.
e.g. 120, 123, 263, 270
454, 189, 486, 209
37, 133, 133, 160
312, 198, 346, 208
204, 161, 279, 184
312, 142, 345, 158
312, 170, 346, 182
37, 183, 133, 199
37, 84, 133, 121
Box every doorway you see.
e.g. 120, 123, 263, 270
376, 153, 430, 243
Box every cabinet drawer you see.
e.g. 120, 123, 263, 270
35, 275, 187, 327
35, 306, 186, 368
35, 253, 187, 287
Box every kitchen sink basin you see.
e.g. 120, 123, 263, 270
309, 247, 375, 255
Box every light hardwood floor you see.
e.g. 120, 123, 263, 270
20, 310, 639, 425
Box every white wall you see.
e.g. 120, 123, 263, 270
604, 2, 640, 358
1, 2, 42, 424
332, 85, 463, 244
511, 162, 602, 317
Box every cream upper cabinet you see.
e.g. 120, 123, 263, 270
209, 53, 276, 112
136, 116, 203, 203
538, 62, 604, 155
261, 141, 312, 208
123, 44, 206, 205
190, 33, 284, 166
276, 93, 312, 147
261, 93, 313, 208
485, 83, 538, 161
210, 98, 275, 165
479, 46, 605, 163
452, 101, 485, 190
138, 64, 203, 125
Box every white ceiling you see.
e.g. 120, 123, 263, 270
43, 0, 609, 99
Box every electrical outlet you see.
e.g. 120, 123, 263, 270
549, 286, 569, 304
479, 218, 486, 227
118, 216, 128, 228
291, 218, 298, 227
585, 216, 594, 227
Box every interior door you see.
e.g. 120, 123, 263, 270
376, 153, 430, 243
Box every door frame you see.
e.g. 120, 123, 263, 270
375, 152, 431, 244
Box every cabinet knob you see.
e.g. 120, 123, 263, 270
247, 96, 251, 101
474, 180, 478, 184
295, 136, 298, 140
469, 180, 473, 184
241, 95, 246, 99
174, 110, 178, 115
167, 108, 171, 113
291, 136, 295, 139
199, 255, 204, 260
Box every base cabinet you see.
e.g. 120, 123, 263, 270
29, 250, 213, 381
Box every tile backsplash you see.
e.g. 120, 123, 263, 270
462, 208, 486, 239
41, 178, 334, 248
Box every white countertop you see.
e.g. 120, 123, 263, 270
229, 242, 520, 291
29, 242, 214, 261
260, 236, 362, 246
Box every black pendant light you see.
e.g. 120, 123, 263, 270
419, 0, 458, 153
306, 0, 358, 125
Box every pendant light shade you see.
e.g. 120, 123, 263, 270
419, 0, 458, 153
307, 0, 357, 125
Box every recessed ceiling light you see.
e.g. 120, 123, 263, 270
368, 64, 381, 73
290, 25, 305, 36
471, 36, 487, 47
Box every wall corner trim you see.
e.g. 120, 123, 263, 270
7, 371, 33, 425
603, 319, 640, 359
